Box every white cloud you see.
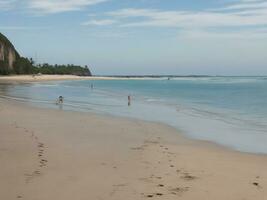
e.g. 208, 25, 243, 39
0, 0, 107, 13
79, 0, 267, 29
0, 0, 16, 10
178, 28, 267, 39
0, 26, 48, 30
82, 0, 267, 39
215, 1, 267, 10
82, 19, 117, 26
106, 7, 267, 28
28, 0, 107, 14
2, 0, 267, 40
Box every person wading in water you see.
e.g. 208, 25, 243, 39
128, 95, 131, 106
56, 96, 64, 105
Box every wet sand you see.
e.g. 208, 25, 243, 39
0, 99, 266, 200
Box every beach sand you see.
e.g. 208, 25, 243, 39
0, 75, 150, 82
0, 99, 266, 200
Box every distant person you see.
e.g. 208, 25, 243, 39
91, 84, 93, 89
128, 95, 131, 106
57, 96, 64, 105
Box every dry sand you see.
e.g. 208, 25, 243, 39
0, 74, 88, 82
0, 75, 151, 82
0, 99, 266, 200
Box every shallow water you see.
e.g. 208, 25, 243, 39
1, 76, 267, 154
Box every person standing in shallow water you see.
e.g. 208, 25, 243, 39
128, 95, 131, 106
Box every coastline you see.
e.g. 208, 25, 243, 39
0, 98, 266, 200
0, 75, 156, 82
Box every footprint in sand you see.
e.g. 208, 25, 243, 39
181, 173, 197, 181
110, 183, 128, 197
17, 126, 49, 183
252, 176, 262, 188
145, 193, 163, 198
252, 181, 262, 189
144, 140, 159, 144
139, 177, 154, 183
169, 186, 189, 196
131, 147, 144, 151
253, 182, 259, 186
40, 159, 48, 166
38, 143, 44, 148
34, 170, 41, 175
37, 142, 48, 167
24, 170, 41, 183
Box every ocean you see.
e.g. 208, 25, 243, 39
1, 76, 267, 154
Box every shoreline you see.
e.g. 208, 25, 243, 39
0, 98, 266, 200
2, 95, 266, 157
0, 75, 160, 82
0, 75, 266, 84
4, 97, 267, 157
0, 78, 266, 156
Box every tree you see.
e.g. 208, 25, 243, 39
29, 57, 35, 66
13, 57, 34, 74
0, 60, 9, 75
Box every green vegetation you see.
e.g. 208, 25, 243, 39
0, 59, 9, 75
2, 56, 92, 76
15, 58, 92, 76
13, 57, 34, 74
0, 32, 92, 76
33, 63, 92, 76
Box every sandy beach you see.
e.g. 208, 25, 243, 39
0, 75, 153, 82
0, 75, 112, 82
0, 98, 266, 200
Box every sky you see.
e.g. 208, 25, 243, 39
0, 0, 267, 75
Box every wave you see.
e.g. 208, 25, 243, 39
179, 106, 267, 133
0, 92, 124, 109
171, 76, 267, 84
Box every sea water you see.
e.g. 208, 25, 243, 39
0, 76, 267, 154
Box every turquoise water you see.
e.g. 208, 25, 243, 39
0, 76, 267, 154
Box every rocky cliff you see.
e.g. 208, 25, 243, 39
0, 32, 20, 72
